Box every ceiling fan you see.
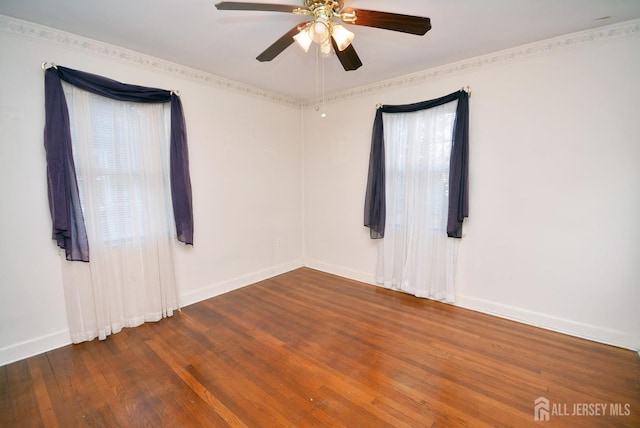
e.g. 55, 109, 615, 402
215, 1, 431, 71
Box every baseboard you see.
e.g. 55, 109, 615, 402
455, 295, 639, 351
179, 259, 304, 308
3, 260, 634, 367
303, 259, 639, 352
0, 330, 71, 367
0, 259, 304, 367
303, 258, 376, 285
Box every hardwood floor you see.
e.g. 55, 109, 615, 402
1, 268, 638, 427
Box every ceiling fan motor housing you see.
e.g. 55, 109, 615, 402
300, 1, 344, 45
304, 0, 343, 13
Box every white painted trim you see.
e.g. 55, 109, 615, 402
304, 258, 376, 286
0, 14, 302, 108
0, 260, 303, 367
2, 259, 634, 366
0, 329, 71, 367
455, 295, 639, 352
2, 13, 638, 363
304, 18, 640, 106
303, 259, 639, 352
1, 14, 638, 108
179, 259, 304, 308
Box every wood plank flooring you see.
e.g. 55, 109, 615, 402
1, 267, 638, 427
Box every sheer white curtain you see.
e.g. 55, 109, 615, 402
61, 83, 179, 343
376, 100, 459, 302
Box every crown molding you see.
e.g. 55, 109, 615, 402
304, 18, 640, 106
0, 14, 303, 108
2, 14, 638, 108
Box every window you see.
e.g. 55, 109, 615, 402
61, 83, 178, 343
365, 94, 468, 302
386, 106, 457, 231
68, 90, 173, 244
44, 65, 193, 343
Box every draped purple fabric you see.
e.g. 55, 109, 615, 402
44, 70, 90, 261
363, 108, 385, 239
364, 90, 469, 239
447, 92, 469, 238
169, 95, 194, 245
44, 66, 194, 261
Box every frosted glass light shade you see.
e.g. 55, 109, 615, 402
310, 18, 330, 43
319, 39, 332, 57
293, 27, 313, 52
331, 24, 354, 51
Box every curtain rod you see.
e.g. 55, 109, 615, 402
376, 86, 472, 109
40, 62, 182, 96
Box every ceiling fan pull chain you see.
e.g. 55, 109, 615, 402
321, 52, 326, 118
315, 45, 320, 112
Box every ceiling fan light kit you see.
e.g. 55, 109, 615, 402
215, 1, 431, 71
309, 16, 329, 43
293, 24, 313, 52
330, 24, 354, 51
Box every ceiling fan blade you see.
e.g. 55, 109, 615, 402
343, 8, 431, 35
332, 39, 362, 71
215, 2, 300, 13
256, 23, 305, 62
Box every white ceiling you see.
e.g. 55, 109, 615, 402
1, 0, 639, 100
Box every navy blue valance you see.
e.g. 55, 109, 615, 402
364, 90, 469, 239
44, 66, 194, 261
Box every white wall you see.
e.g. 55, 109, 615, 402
1, 16, 638, 367
0, 17, 303, 365
303, 21, 640, 350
